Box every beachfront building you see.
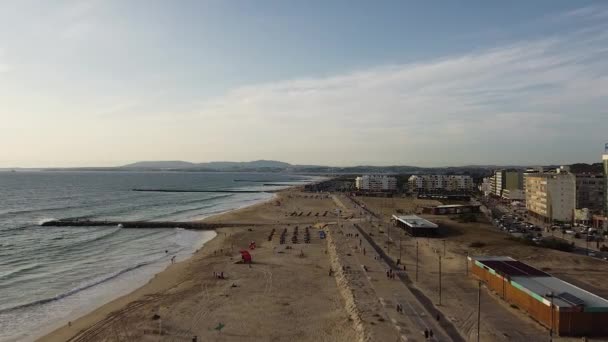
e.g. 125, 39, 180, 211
355, 175, 397, 192
479, 177, 492, 196
604, 145, 608, 216
489, 169, 524, 197
575, 174, 604, 213
501, 189, 525, 201
392, 215, 438, 236
469, 256, 608, 336
407, 175, 473, 193
525, 167, 576, 224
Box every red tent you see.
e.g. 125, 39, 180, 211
239, 250, 252, 263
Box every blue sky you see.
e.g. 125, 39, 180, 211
1, 1, 607, 167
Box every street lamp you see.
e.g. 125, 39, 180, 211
477, 280, 482, 342
546, 292, 555, 341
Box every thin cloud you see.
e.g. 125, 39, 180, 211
194, 16, 608, 166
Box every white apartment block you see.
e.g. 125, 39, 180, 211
355, 175, 397, 191
525, 168, 576, 223
408, 175, 474, 192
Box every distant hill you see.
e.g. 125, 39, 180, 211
123, 161, 197, 169
569, 163, 603, 174
198, 160, 291, 170
122, 159, 291, 171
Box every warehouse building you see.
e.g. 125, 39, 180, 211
469, 256, 608, 336
392, 215, 438, 236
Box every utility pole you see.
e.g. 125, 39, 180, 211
416, 240, 419, 281
477, 281, 482, 342
443, 239, 446, 256
465, 252, 469, 276
438, 255, 442, 305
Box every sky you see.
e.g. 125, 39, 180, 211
1, 1, 607, 167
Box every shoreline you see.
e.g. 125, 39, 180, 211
37, 188, 292, 342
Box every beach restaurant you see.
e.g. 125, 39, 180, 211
392, 214, 438, 237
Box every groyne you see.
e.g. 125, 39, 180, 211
40, 219, 257, 230
131, 188, 277, 193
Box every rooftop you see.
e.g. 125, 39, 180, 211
470, 256, 608, 310
392, 215, 438, 228
434, 204, 479, 209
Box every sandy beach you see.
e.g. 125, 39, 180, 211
40, 189, 608, 342
41, 189, 360, 342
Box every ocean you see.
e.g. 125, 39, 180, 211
0, 171, 314, 341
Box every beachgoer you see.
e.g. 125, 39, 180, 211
192, 336, 198, 342
220, 272, 224, 279
436, 313, 440, 322
424, 328, 429, 339
429, 329, 433, 338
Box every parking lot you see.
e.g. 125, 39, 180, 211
480, 197, 608, 260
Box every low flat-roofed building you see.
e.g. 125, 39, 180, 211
392, 214, 438, 236
469, 256, 608, 336
421, 204, 480, 215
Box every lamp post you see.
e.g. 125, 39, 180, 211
477, 281, 482, 342
438, 255, 442, 305
399, 232, 402, 260
416, 240, 419, 282
546, 292, 554, 342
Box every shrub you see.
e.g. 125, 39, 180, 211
457, 212, 478, 223
469, 241, 486, 248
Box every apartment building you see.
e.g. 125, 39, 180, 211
489, 169, 524, 197
604, 146, 608, 215
355, 175, 397, 192
408, 175, 473, 192
525, 167, 576, 223
575, 174, 604, 212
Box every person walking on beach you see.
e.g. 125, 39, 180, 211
171, 256, 176, 264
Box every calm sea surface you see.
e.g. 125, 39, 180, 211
0, 171, 313, 341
